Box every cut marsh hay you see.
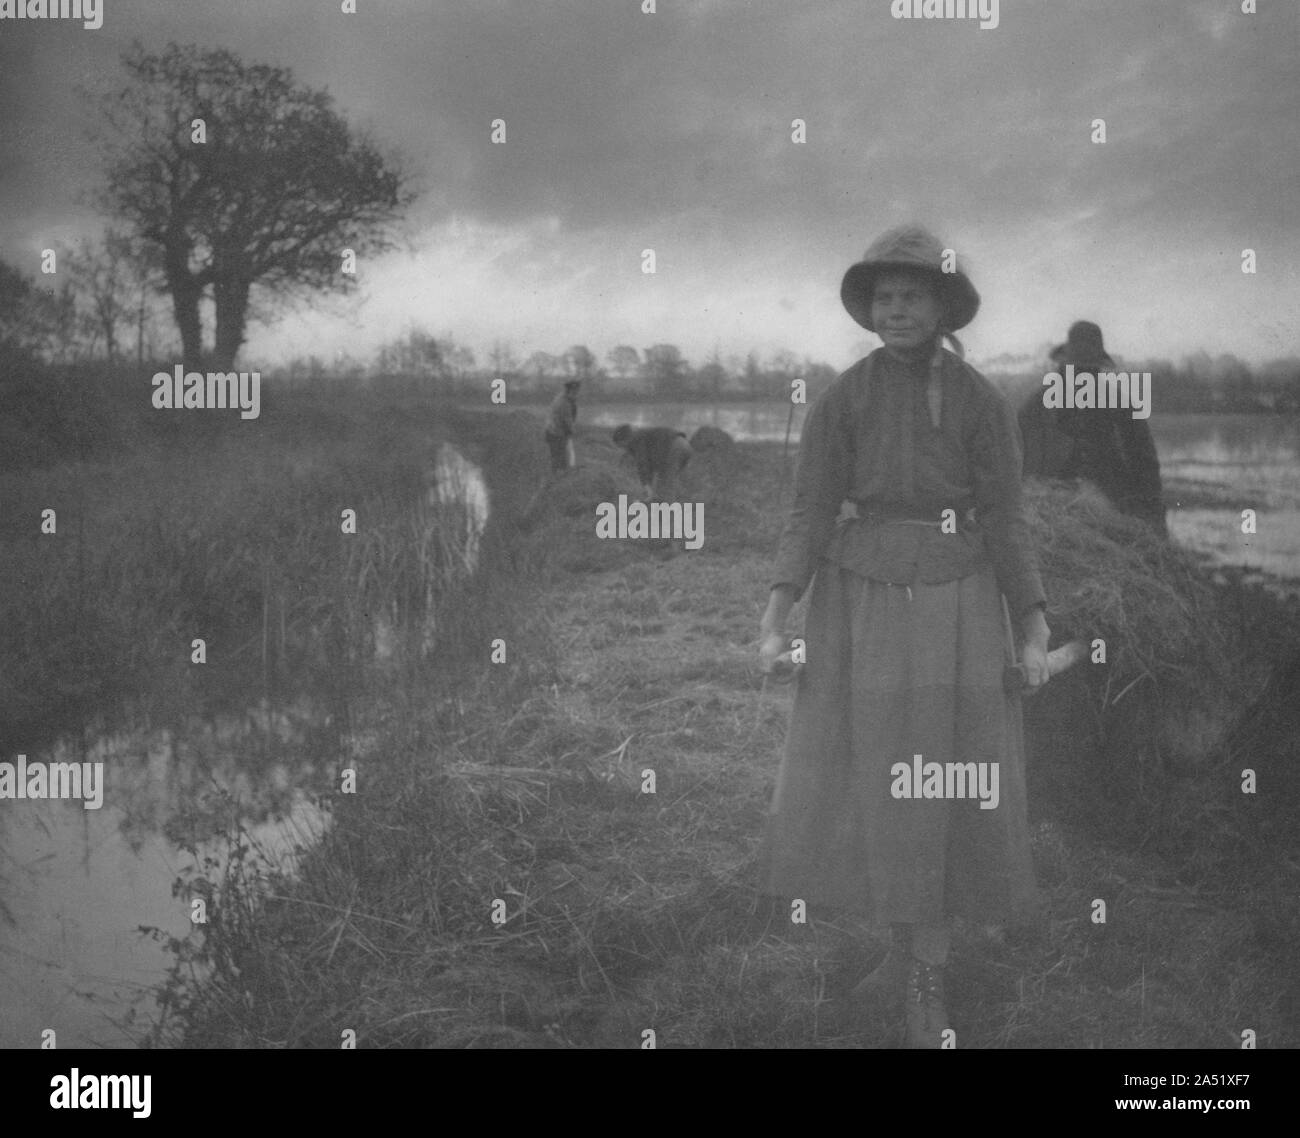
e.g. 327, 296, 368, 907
1020, 478, 1296, 865
1221, 646, 1300, 853
1027, 479, 1229, 699
540, 458, 648, 521
514, 456, 652, 575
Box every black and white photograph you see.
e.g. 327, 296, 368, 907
1, 0, 1297, 1100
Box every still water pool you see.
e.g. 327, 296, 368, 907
1, 443, 491, 1048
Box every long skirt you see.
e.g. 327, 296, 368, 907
760, 561, 1039, 929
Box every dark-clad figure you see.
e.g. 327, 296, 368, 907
1019, 322, 1167, 536
612, 424, 692, 499
544, 379, 581, 472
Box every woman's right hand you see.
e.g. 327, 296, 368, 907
759, 586, 799, 678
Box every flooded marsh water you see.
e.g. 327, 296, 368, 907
1, 442, 492, 1049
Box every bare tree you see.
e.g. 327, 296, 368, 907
444, 343, 477, 386
697, 345, 727, 399
606, 344, 640, 381
64, 230, 162, 363
488, 340, 519, 379
642, 343, 688, 397
376, 328, 443, 379
527, 351, 560, 384
96, 42, 412, 369
564, 344, 597, 381
696, 358, 727, 399
0, 260, 78, 365
0, 260, 55, 362
767, 348, 801, 399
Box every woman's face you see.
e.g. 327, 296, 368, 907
871, 270, 943, 351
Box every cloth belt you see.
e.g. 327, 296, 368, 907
850, 502, 978, 528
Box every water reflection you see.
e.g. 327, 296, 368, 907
430, 442, 490, 575
0, 705, 330, 1048
1168, 509, 1300, 585
583, 401, 808, 446
584, 403, 1298, 467
1159, 426, 1300, 508
376, 442, 491, 661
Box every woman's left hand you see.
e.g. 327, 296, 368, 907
1020, 640, 1050, 692
1018, 606, 1052, 692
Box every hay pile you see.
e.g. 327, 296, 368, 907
1025, 480, 1237, 703
1019, 478, 1300, 869
689, 425, 737, 457
1221, 646, 1300, 853
539, 459, 647, 520
512, 453, 651, 576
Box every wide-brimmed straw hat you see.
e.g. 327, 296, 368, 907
841, 224, 980, 333
1049, 321, 1114, 368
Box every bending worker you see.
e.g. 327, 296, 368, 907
612, 424, 693, 500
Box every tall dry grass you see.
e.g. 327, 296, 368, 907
0, 383, 510, 750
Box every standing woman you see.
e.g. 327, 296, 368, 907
757, 225, 1051, 1048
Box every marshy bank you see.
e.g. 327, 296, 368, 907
110, 413, 1300, 1049
0, 372, 523, 1045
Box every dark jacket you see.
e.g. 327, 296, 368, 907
772, 348, 1047, 618
621, 427, 690, 485
545, 391, 577, 439
1018, 378, 1166, 536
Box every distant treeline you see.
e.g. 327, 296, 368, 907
994, 356, 1300, 415
5, 260, 1297, 430
280, 332, 1300, 414
279, 335, 845, 405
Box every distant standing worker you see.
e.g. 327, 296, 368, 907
545, 379, 581, 472
1019, 321, 1167, 536
612, 424, 693, 499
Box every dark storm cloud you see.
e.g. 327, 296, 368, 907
0, 0, 1295, 364
374, 1, 1297, 241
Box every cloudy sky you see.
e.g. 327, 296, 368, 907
1, 0, 1296, 371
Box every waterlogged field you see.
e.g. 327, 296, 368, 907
3, 396, 1297, 1049
1157, 415, 1300, 587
